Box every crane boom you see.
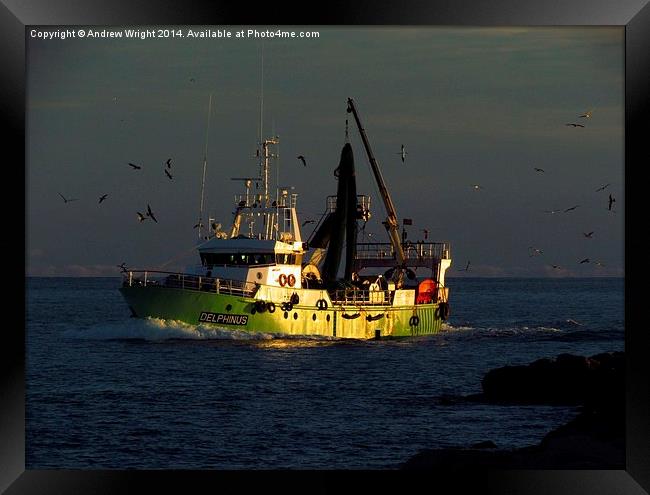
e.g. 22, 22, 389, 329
346, 98, 406, 266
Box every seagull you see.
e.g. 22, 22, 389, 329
128, 162, 142, 170
165, 169, 173, 180
608, 194, 615, 211
528, 247, 543, 257
564, 205, 580, 213
189, 77, 195, 83
146, 204, 158, 223
58, 193, 78, 203
166, 158, 172, 169
595, 260, 606, 267
583, 231, 594, 238
297, 155, 307, 167
534, 167, 545, 173
99, 194, 108, 204
579, 110, 593, 119
566, 123, 585, 128
458, 261, 470, 272
579, 258, 590, 264
551, 264, 562, 270
137, 212, 148, 222
116, 262, 128, 272
472, 184, 482, 191
396, 145, 407, 163
544, 209, 562, 214
302, 219, 316, 227
595, 183, 610, 192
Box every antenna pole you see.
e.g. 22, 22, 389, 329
198, 93, 213, 239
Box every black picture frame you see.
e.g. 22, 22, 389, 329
6, 1, 648, 493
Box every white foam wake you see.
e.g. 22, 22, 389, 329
64, 317, 276, 341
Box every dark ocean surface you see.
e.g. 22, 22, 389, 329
26, 277, 624, 469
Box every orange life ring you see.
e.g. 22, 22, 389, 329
287, 274, 296, 287
279, 274, 288, 287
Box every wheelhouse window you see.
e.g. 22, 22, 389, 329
275, 253, 298, 264
200, 253, 275, 267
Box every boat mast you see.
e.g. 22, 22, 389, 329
197, 93, 213, 240
346, 97, 406, 266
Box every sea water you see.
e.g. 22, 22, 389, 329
25, 277, 624, 469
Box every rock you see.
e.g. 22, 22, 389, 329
480, 352, 622, 405
402, 352, 624, 470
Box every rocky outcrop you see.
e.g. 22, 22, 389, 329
402, 352, 624, 470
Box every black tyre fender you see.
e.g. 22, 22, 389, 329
439, 302, 450, 320
255, 300, 267, 313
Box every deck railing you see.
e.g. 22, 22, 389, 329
123, 270, 258, 297
355, 242, 451, 261
329, 288, 392, 305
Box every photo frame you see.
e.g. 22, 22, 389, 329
5, 0, 648, 492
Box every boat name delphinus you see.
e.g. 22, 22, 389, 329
199, 312, 248, 325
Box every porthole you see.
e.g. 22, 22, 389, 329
312, 314, 317, 321
326, 314, 330, 322
293, 312, 298, 320
256, 272, 263, 280
226, 304, 232, 311
284, 312, 288, 319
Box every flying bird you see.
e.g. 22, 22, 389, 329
99, 194, 108, 204
583, 231, 594, 238
566, 123, 585, 128
534, 167, 545, 173
297, 155, 307, 167
579, 110, 593, 119
165, 169, 173, 180
595, 260, 606, 267
58, 193, 78, 203
189, 77, 195, 83
564, 205, 580, 213
528, 247, 543, 257
579, 258, 590, 264
544, 209, 562, 214
146, 204, 158, 223
472, 184, 482, 191
551, 264, 562, 270
302, 219, 316, 227
128, 162, 142, 170
396, 145, 407, 163
608, 194, 616, 211
459, 261, 470, 272
595, 183, 610, 192
166, 158, 172, 169
117, 262, 128, 272
137, 212, 148, 222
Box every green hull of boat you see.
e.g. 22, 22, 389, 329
119, 286, 445, 339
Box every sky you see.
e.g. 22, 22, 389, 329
26, 26, 624, 277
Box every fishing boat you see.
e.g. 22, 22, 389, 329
119, 98, 452, 339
